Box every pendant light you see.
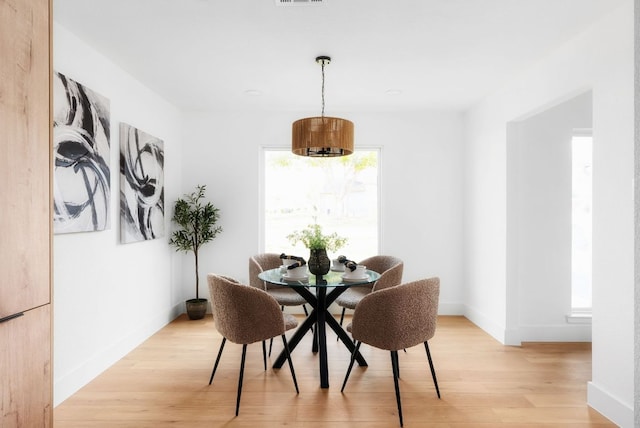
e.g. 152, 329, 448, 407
292, 56, 354, 157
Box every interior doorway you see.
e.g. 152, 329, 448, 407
506, 91, 593, 344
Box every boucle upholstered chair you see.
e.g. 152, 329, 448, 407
335, 255, 404, 327
207, 274, 299, 416
249, 253, 311, 355
341, 277, 441, 427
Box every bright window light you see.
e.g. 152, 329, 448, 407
263, 149, 379, 261
571, 134, 592, 312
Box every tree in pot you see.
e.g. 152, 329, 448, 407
169, 185, 222, 320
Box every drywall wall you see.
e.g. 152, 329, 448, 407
52, 23, 184, 406
635, 3, 640, 426
179, 109, 465, 315
464, 2, 633, 426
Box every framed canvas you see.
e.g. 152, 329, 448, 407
119, 123, 165, 243
53, 72, 111, 234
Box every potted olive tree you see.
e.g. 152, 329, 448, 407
169, 185, 222, 320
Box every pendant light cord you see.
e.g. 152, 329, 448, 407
320, 60, 326, 118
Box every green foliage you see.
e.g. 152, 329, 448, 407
347, 151, 377, 171
169, 185, 222, 299
287, 223, 347, 252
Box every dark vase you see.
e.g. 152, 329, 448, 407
308, 248, 331, 276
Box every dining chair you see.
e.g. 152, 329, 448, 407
334, 255, 404, 328
249, 253, 311, 355
341, 277, 441, 427
207, 274, 299, 416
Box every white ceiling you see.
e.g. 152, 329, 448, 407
53, 0, 622, 112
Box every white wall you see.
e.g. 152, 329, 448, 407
464, 2, 634, 426
53, 24, 184, 406
635, 3, 640, 425
180, 109, 465, 315
507, 91, 592, 342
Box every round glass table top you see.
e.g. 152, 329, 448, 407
258, 267, 380, 288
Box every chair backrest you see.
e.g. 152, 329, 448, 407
359, 255, 403, 291
248, 253, 282, 290
207, 274, 287, 344
351, 277, 440, 351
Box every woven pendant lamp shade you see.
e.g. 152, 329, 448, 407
292, 116, 354, 157
292, 55, 353, 157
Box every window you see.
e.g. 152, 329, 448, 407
570, 132, 592, 315
263, 149, 379, 261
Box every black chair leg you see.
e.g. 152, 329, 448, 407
235, 344, 248, 416
273, 305, 285, 356
274, 305, 312, 356
262, 340, 267, 370
392, 348, 400, 379
424, 341, 441, 398
341, 340, 361, 392
209, 337, 226, 385
390, 350, 404, 427
281, 335, 299, 393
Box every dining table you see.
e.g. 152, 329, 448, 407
258, 267, 380, 388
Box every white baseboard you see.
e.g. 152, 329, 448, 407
462, 305, 593, 345
436, 302, 465, 315
588, 381, 634, 427
517, 324, 592, 342
53, 302, 183, 407
462, 304, 508, 344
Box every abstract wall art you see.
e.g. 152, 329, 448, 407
53, 72, 111, 234
119, 123, 165, 244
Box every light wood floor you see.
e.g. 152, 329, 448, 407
54, 315, 615, 427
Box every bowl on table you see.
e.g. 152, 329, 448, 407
331, 259, 345, 271
342, 265, 367, 280
283, 265, 308, 281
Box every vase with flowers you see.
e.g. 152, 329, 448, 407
287, 224, 347, 276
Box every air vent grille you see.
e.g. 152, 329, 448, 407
275, 0, 325, 6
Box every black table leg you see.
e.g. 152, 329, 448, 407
272, 281, 368, 387
273, 309, 317, 369
312, 322, 319, 353
315, 286, 329, 388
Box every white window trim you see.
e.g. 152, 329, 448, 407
566, 310, 592, 324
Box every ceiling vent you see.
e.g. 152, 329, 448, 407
275, 0, 325, 6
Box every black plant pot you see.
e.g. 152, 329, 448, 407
308, 248, 331, 276
186, 298, 208, 320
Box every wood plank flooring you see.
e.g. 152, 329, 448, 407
54, 315, 615, 427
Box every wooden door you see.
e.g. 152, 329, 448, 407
0, 306, 52, 427
0, 0, 51, 320
0, 0, 52, 426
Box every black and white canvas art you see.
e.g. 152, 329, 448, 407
53, 72, 111, 234
119, 123, 165, 244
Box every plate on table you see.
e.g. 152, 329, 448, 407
331, 266, 345, 272
282, 273, 309, 282
341, 274, 369, 282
